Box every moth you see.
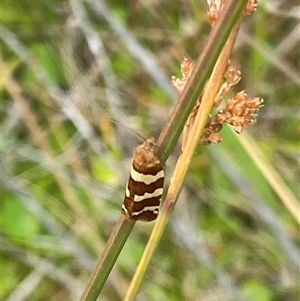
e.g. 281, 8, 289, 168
121, 138, 164, 222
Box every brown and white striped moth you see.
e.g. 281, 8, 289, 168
121, 138, 164, 222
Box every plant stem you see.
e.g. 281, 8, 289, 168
80, 216, 134, 301
80, 1, 248, 300
124, 1, 248, 301
157, 0, 248, 163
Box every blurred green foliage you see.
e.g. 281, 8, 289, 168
1, 0, 299, 301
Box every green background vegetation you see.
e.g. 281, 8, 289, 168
1, 1, 299, 300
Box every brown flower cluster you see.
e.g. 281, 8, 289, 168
207, 0, 258, 25
171, 58, 264, 145
217, 90, 263, 135
207, 0, 223, 25
171, 1, 263, 146
171, 58, 193, 93
245, 0, 258, 15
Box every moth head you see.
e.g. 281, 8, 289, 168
133, 137, 160, 167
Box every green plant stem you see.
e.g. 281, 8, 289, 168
80, 216, 134, 301
123, 61, 223, 301
123, 10, 245, 300
157, 0, 248, 163
80, 1, 248, 300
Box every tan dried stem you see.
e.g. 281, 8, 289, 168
123, 12, 244, 301
165, 16, 243, 211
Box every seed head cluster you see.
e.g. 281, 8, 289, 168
171, 58, 263, 145
171, 0, 263, 146
207, 0, 258, 25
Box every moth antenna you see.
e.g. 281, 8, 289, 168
109, 118, 146, 142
